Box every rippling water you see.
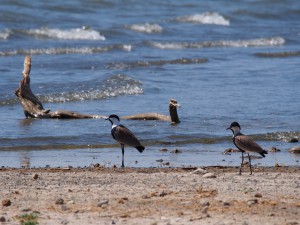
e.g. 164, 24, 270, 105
0, 0, 299, 168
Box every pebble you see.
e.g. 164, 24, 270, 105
0, 217, 6, 222
202, 173, 217, 178
288, 146, 300, 154
268, 147, 281, 152
223, 201, 230, 206
223, 148, 239, 154
32, 173, 39, 179
55, 198, 64, 205
202, 207, 208, 214
190, 168, 207, 174
201, 201, 210, 207
2, 199, 11, 207
288, 138, 299, 143
247, 199, 258, 206
97, 199, 109, 207
254, 193, 263, 198
170, 149, 182, 154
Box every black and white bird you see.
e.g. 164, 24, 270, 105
106, 114, 145, 167
226, 122, 268, 175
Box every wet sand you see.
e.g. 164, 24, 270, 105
1, 166, 300, 225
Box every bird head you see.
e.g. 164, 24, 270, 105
226, 121, 241, 135
106, 114, 120, 126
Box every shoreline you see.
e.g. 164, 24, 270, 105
1, 166, 299, 225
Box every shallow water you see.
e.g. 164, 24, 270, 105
0, 0, 299, 168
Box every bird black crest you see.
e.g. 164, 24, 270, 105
108, 114, 120, 121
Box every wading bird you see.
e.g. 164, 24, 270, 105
227, 122, 268, 175
106, 114, 145, 167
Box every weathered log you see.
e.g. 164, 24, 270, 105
15, 56, 104, 119
122, 98, 181, 124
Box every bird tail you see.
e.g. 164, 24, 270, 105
136, 146, 145, 153
259, 150, 268, 158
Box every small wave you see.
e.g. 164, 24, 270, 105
0, 74, 143, 106
37, 74, 142, 103
126, 23, 163, 33
0, 29, 12, 40
148, 37, 285, 49
24, 27, 105, 40
106, 57, 208, 69
264, 132, 300, 142
173, 12, 230, 26
0, 44, 132, 56
255, 51, 300, 58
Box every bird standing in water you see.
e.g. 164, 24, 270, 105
106, 114, 145, 167
227, 122, 268, 175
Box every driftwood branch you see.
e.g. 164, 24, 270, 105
122, 98, 180, 124
15, 56, 104, 119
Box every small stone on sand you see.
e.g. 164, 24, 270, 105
55, 198, 64, 205
289, 146, 300, 154
202, 173, 217, 178
2, 199, 11, 207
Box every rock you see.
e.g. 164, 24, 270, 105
0, 216, 6, 222
201, 201, 210, 207
288, 138, 299, 143
202, 173, 217, 178
268, 147, 281, 152
202, 207, 208, 214
223, 148, 239, 154
160, 148, 168, 152
254, 193, 263, 198
289, 146, 300, 154
55, 198, 64, 205
21, 208, 32, 212
170, 149, 182, 154
223, 201, 230, 206
97, 199, 109, 207
2, 199, 11, 207
32, 173, 39, 179
190, 168, 207, 175
247, 199, 258, 206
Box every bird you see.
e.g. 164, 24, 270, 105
226, 121, 268, 175
106, 114, 145, 167
122, 98, 181, 124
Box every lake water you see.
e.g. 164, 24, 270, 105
0, 0, 299, 168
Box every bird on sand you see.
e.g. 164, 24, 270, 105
106, 114, 145, 167
226, 121, 268, 175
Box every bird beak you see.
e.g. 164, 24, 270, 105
226, 127, 230, 130
104, 117, 109, 120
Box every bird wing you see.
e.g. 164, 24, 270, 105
113, 125, 142, 148
234, 135, 264, 154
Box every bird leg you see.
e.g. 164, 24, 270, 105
239, 152, 244, 175
248, 153, 252, 175
121, 144, 125, 168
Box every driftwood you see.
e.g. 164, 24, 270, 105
122, 98, 180, 124
15, 56, 104, 119
15, 56, 180, 122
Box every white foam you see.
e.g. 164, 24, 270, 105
27, 27, 105, 40
126, 23, 163, 33
175, 12, 230, 26
0, 44, 132, 56
0, 29, 12, 40
149, 37, 285, 49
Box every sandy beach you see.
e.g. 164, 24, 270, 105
1, 166, 299, 225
